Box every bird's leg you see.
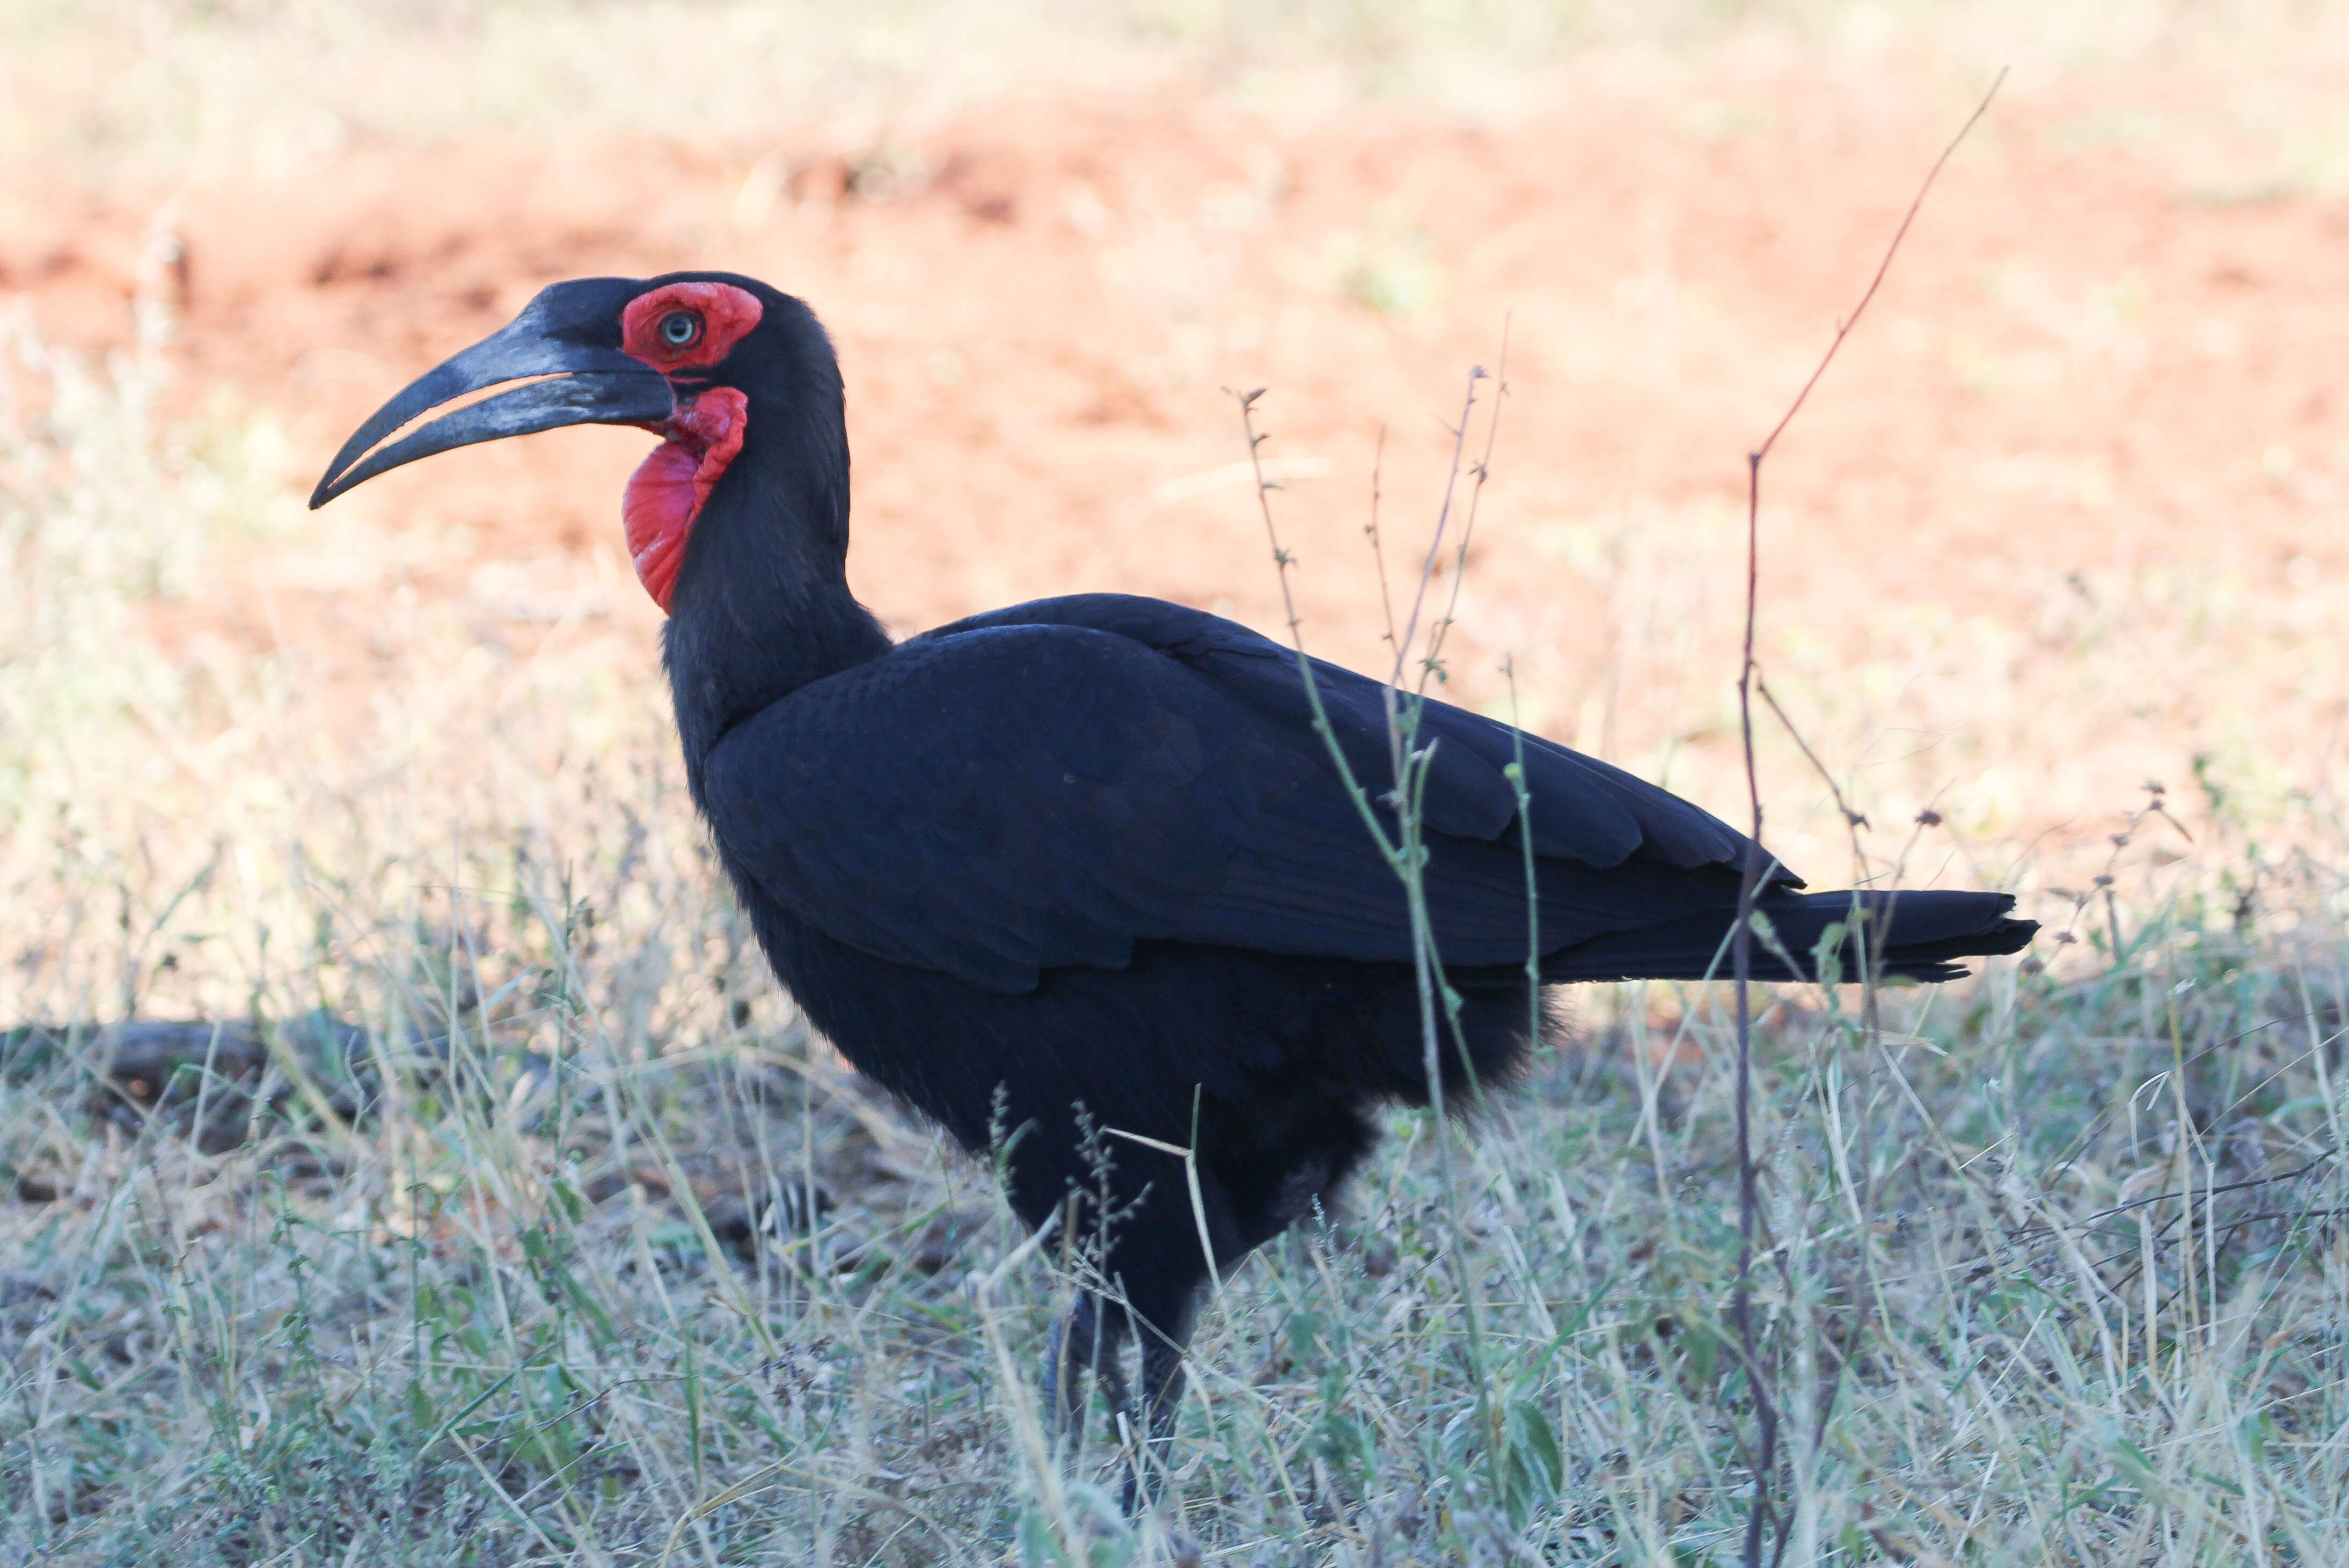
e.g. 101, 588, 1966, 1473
1041, 1292, 1130, 1445
1118, 1316, 1193, 1512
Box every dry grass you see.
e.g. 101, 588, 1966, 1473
7, 270, 2349, 1564
10, 4, 2349, 1561
10, 0, 2349, 183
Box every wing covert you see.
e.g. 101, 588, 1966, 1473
705, 597, 1783, 992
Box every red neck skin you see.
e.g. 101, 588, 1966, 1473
623, 387, 748, 611
615, 280, 765, 611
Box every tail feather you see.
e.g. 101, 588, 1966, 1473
1538, 889, 2035, 985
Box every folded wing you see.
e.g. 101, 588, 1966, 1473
701, 595, 1798, 993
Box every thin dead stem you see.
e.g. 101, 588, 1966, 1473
1731, 72, 2004, 1568
1232, 369, 1514, 1494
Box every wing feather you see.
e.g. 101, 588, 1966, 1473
704, 596, 1775, 992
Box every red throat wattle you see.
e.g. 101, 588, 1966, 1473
624, 387, 747, 611
614, 280, 765, 611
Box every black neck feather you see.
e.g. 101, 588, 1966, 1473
661, 382, 889, 802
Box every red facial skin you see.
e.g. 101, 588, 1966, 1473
623, 386, 747, 610
620, 281, 765, 371
617, 281, 764, 610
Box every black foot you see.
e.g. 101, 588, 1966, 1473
1118, 1327, 1190, 1512
1040, 1293, 1131, 1446
1041, 1289, 1196, 1513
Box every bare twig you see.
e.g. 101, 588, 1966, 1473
2006, 1151, 2334, 1242
1731, 74, 2004, 1568
1389, 368, 1489, 700
1754, 675, 1869, 836
1417, 318, 1511, 698
1234, 377, 1509, 1477
1367, 424, 1399, 657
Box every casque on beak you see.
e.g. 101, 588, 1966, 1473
310, 278, 674, 509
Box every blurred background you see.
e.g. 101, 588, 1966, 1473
9, 6, 2349, 1559
9, 3, 2349, 924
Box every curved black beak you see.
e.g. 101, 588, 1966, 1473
310, 278, 673, 509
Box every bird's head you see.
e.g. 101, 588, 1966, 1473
311, 272, 839, 611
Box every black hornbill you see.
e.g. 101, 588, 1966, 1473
313, 272, 2035, 1498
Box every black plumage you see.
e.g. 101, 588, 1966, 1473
313, 272, 2036, 1499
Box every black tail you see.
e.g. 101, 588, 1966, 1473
1540, 890, 2036, 985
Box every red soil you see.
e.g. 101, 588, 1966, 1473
9, 74, 2345, 863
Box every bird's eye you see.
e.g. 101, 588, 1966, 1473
659, 310, 703, 348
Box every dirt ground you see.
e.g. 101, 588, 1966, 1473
9, 54, 2347, 878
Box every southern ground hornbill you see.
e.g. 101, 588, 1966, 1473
313, 272, 2035, 1497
